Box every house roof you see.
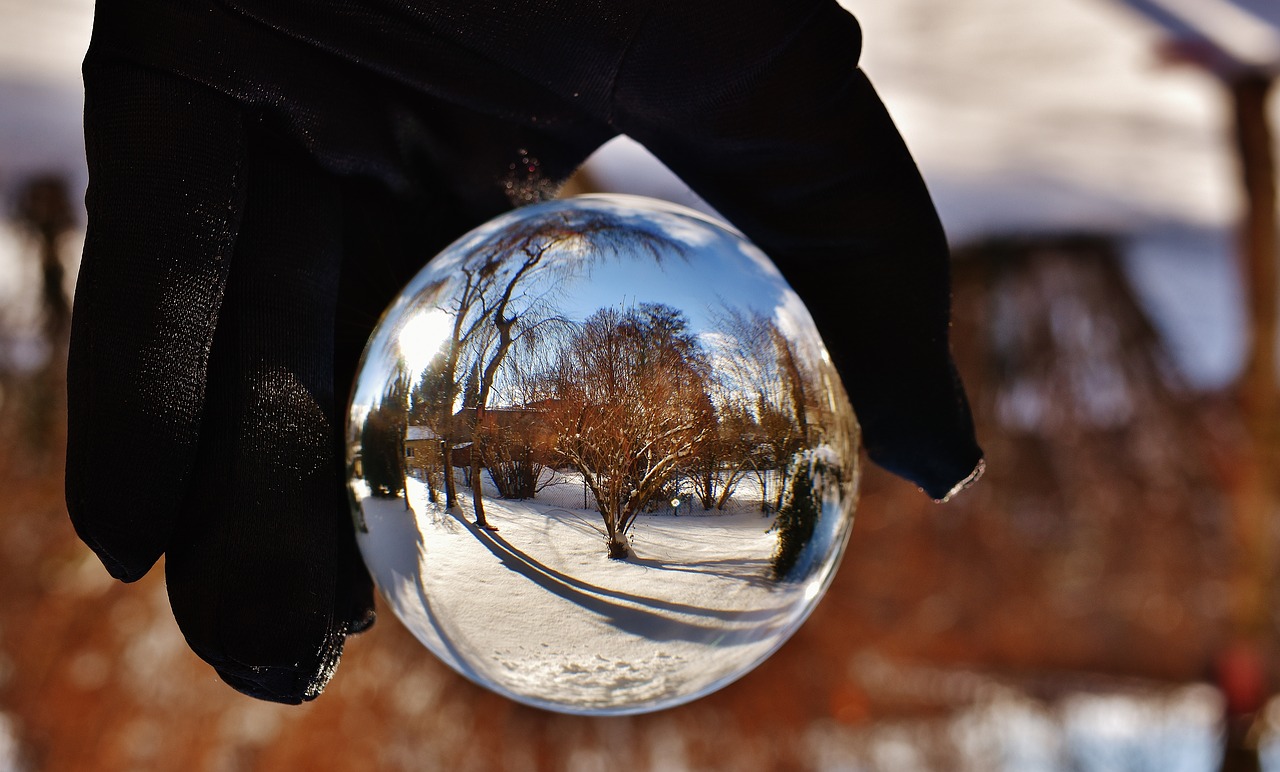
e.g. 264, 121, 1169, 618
1115, 0, 1280, 73
405, 426, 438, 442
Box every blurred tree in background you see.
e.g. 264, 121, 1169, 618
6, 173, 73, 464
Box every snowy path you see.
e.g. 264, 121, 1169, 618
356, 478, 835, 714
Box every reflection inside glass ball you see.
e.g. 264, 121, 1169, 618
347, 194, 860, 715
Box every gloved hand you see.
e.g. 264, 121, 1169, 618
68, 0, 982, 704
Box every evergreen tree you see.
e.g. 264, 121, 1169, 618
362, 373, 410, 499
771, 455, 821, 581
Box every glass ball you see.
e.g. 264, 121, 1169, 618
347, 194, 860, 715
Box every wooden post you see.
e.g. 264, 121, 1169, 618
1222, 71, 1278, 772
1231, 72, 1277, 639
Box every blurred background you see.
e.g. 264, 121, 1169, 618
1, 0, 1278, 769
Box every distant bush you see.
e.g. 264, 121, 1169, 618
770, 449, 838, 581
362, 376, 409, 499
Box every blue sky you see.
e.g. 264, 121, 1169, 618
349, 196, 820, 416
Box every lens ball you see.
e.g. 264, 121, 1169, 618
348, 194, 859, 715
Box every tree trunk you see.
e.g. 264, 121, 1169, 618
715, 461, 748, 510
607, 531, 630, 560
14, 175, 73, 457
774, 467, 790, 513
471, 407, 489, 528
696, 468, 715, 510
442, 442, 459, 510
757, 469, 771, 513
601, 499, 633, 559
16, 175, 73, 342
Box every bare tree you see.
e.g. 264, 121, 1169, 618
546, 303, 715, 558
14, 174, 74, 344
686, 392, 757, 511
464, 234, 579, 528
11, 174, 75, 456
710, 308, 813, 512
411, 273, 489, 513
476, 331, 565, 500
411, 206, 689, 528
410, 215, 580, 516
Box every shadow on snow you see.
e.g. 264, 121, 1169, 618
441, 504, 793, 645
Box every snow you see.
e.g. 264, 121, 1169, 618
0, 712, 23, 772
806, 681, 1224, 771
355, 474, 853, 715
404, 425, 439, 442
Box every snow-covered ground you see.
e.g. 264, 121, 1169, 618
355, 475, 851, 715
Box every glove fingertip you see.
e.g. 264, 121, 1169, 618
348, 607, 377, 635
930, 456, 985, 503
66, 487, 161, 583
210, 639, 345, 705
218, 668, 308, 706
864, 430, 983, 502
77, 534, 151, 583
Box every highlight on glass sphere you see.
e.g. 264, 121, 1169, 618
347, 194, 860, 715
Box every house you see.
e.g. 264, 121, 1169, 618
403, 401, 560, 475
402, 424, 447, 477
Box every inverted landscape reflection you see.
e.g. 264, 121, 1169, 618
347, 195, 860, 715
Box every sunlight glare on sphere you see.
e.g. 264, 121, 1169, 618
397, 308, 453, 377
347, 194, 860, 715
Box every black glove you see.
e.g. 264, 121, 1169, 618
68, 0, 982, 704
